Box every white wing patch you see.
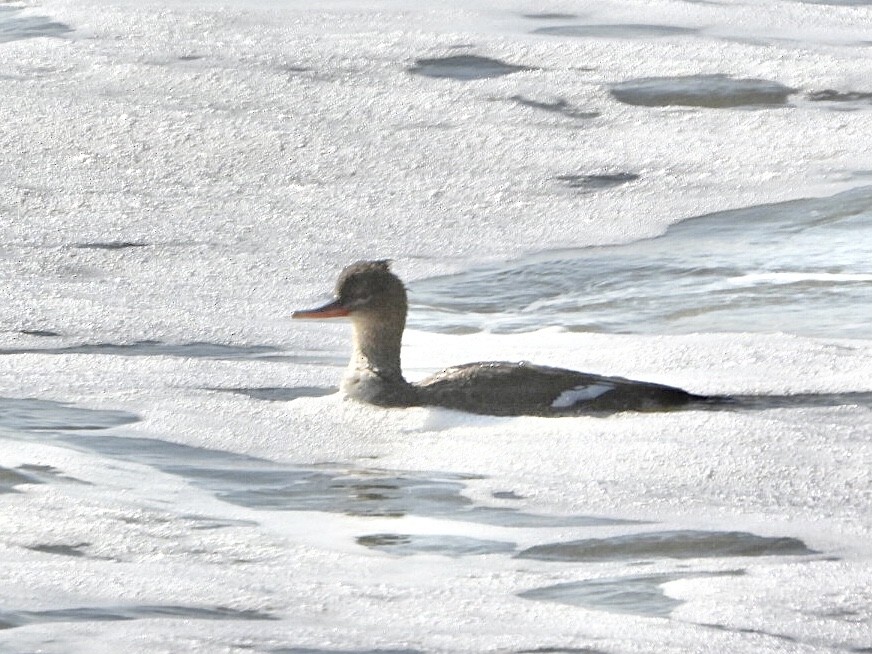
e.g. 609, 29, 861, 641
550, 383, 614, 408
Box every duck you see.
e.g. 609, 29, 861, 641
292, 260, 709, 416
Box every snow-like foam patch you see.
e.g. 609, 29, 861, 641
2, 0, 872, 651
729, 272, 872, 284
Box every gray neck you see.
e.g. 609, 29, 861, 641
342, 311, 417, 407
350, 315, 406, 381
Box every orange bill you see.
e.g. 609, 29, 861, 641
292, 298, 350, 319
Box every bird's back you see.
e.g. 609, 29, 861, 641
414, 361, 701, 416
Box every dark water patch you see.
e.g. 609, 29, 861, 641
60, 433, 270, 471
73, 241, 148, 251
182, 515, 259, 531
727, 391, 872, 411
523, 13, 582, 20
520, 574, 682, 617
50, 433, 631, 528
18, 329, 61, 338
493, 490, 525, 500
212, 468, 464, 519
26, 542, 91, 558
216, 477, 635, 526
556, 172, 639, 192
819, 607, 866, 621
461, 507, 638, 528
209, 386, 337, 402
534, 24, 698, 38
356, 533, 517, 557
18, 464, 61, 474
519, 570, 743, 617
697, 620, 801, 645
611, 74, 796, 108
0, 397, 139, 432
0, 6, 71, 44
0, 340, 306, 362
516, 530, 816, 562
510, 95, 600, 120
0, 467, 40, 493
279, 64, 312, 74
16, 463, 91, 485
808, 89, 872, 103
408, 55, 531, 80
409, 186, 872, 338
807, 89, 872, 110
0, 605, 276, 629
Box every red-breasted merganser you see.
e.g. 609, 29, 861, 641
293, 260, 707, 416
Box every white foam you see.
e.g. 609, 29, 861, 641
729, 271, 872, 285
2, 0, 872, 651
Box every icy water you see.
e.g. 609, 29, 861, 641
410, 186, 872, 338
3, 0, 872, 652
0, 397, 825, 632
0, 5, 70, 43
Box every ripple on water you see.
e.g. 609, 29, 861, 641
409, 186, 872, 339
208, 387, 337, 402
516, 530, 816, 562
0, 605, 276, 630
519, 570, 744, 618
806, 89, 872, 111
523, 13, 582, 20
0, 463, 94, 496
17, 329, 61, 338
25, 543, 93, 558
533, 24, 698, 38
356, 533, 517, 557
0, 397, 139, 432
555, 172, 639, 192
73, 241, 149, 250
32, 432, 634, 528
0, 340, 278, 360
0, 6, 71, 43
610, 74, 797, 108
408, 55, 531, 80
0, 340, 344, 365
0, 467, 40, 493
510, 95, 600, 120
808, 90, 872, 103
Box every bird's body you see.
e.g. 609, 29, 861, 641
414, 361, 697, 416
293, 260, 706, 416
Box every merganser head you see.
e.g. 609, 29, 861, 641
294, 260, 412, 401
292, 259, 408, 323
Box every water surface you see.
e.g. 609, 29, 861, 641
0, 5, 70, 43
410, 186, 872, 338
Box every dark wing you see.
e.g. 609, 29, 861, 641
414, 361, 699, 416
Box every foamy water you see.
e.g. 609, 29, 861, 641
411, 186, 872, 338
1, 0, 872, 652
